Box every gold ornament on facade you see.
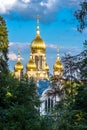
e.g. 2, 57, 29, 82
26, 57, 36, 71
45, 63, 49, 72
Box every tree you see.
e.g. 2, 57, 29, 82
80, 40, 87, 80
0, 70, 41, 130
0, 16, 9, 73
0, 72, 19, 129
75, 0, 87, 32
4, 78, 41, 130
62, 53, 80, 98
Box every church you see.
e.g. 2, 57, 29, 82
14, 16, 63, 80
14, 16, 63, 115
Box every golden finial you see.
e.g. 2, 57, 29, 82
36, 15, 40, 20
18, 46, 20, 55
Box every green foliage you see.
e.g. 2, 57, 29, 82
0, 16, 9, 73
51, 50, 87, 129
39, 115, 55, 130
74, 1, 87, 32
0, 72, 41, 130
81, 40, 87, 79
52, 83, 87, 130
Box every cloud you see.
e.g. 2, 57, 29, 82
40, 0, 58, 9
46, 44, 57, 49
0, 0, 83, 22
9, 42, 82, 55
46, 43, 81, 54
0, 0, 17, 14
22, 0, 31, 4
8, 51, 24, 61
8, 52, 18, 61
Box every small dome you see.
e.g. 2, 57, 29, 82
26, 57, 36, 71
53, 59, 63, 71
30, 35, 46, 53
14, 61, 24, 71
45, 63, 49, 72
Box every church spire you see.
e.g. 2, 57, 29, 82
36, 15, 40, 36
18, 47, 21, 62
57, 46, 60, 60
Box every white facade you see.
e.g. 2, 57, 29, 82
39, 81, 63, 115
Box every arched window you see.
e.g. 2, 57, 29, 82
51, 99, 53, 111
45, 100, 47, 112
39, 56, 42, 69
48, 98, 50, 112
35, 56, 39, 70
45, 98, 54, 113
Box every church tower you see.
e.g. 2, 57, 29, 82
53, 47, 63, 77
26, 15, 49, 80
14, 48, 24, 80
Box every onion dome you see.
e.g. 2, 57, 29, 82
53, 47, 63, 71
30, 15, 46, 53
45, 63, 49, 72
53, 60, 63, 71
31, 36, 46, 53
26, 55, 36, 71
14, 49, 24, 71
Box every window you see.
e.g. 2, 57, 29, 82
45, 98, 54, 113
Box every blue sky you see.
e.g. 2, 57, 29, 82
0, 0, 86, 74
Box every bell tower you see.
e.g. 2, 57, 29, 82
26, 15, 49, 80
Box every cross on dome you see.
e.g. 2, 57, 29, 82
36, 15, 40, 36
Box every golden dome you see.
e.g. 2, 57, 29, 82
14, 61, 24, 71
53, 59, 63, 71
26, 57, 36, 71
30, 15, 46, 53
14, 50, 24, 72
53, 46, 63, 72
30, 35, 46, 53
45, 63, 49, 72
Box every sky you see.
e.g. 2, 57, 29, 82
0, 0, 87, 74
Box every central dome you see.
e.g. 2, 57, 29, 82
30, 35, 46, 53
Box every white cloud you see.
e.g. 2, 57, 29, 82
0, 0, 82, 22
46, 44, 57, 49
8, 52, 17, 61
40, 0, 57, 9
9, 42, 14, 46
8, 51, 24, 61
0, 0, 17, 14
22, 0, 30, 4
